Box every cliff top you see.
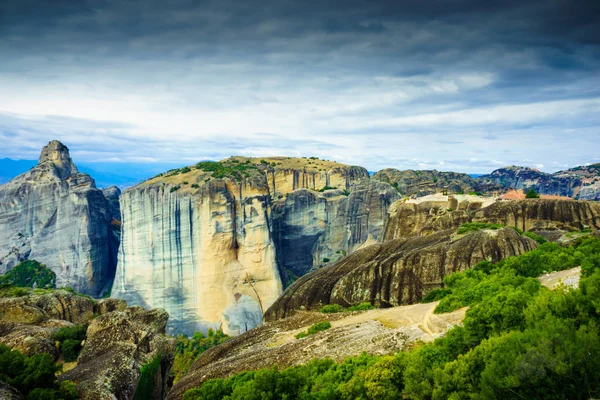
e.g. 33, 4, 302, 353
137, 156, 361, 190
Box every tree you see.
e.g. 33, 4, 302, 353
526, 188, 540, 198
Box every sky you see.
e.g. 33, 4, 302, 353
0, 0, 599, 174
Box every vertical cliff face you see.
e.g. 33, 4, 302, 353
114, 157, 396, 335
0, 141, 118, 297
271, 180, 400, 282
113, 176, 282, 336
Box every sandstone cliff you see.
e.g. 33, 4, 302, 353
114, 157, 395, 336
384, 197, 600, 241
0, 141, 119, 297
265, 228, 536, 320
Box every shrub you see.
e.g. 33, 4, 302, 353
54, 325, 86, 362
320, 304, 343, 313
322, 258, 330, 263
60, 340, 82, 362
133, 353, 162, 400
295, 331, 308, 339
422, 288, 453, 303
170, 186, 180, 193
525, 188, 540, 198
172, 329, 230, 383
457, 222, 503, 234
0, 260, 56, 289
191, 184, 200, 189
523, 231, 548, 244
180, 167, 191, 174
307, 321, 332, 335
348, 302, 375, 311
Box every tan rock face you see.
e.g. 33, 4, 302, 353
0, 141, 118, 297
114, 158, 395, 335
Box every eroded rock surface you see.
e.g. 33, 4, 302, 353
0, 141, 119, 297
60, 306, 174, 400
373, 168, 485, 196
265, 228, 536, 320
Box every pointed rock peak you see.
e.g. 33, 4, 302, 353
37, 140, 78, 178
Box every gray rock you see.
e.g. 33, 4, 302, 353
0, 141, 119, 297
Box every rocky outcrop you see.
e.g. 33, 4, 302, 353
384, 198, 600, 242
265, 228, 537, 321
0, 288, 174, 400
471, 198, 600, 232
102, 185, 122, 221
554, 163, 600, 201
0, 141, 119, 297
60, 306, 174, 400
114, 157, 395, 336
478, 166, 581, 197
373, 168, 486, 196
0, 382, 23, 400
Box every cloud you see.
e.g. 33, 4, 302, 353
0, 0, 598, 174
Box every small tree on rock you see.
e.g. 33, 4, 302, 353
525, 188, 540, 198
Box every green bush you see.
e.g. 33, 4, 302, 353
524, 231, 548, 244
322, 257, 330, 263
526, 188, 540, 198
0, 260, 56, 289
54, 325, 86, 362
347, 302, 375, 311
180, 167, 191, 174
170, 186, 181, 193
0, 344, 69, 398
294, 331, 308, 339
422, 288, 453, 303
60, 340, 82, 362
307, 321, 332, 335
172, 329, 230, 383
191, 183, 200, 188
133, 353, 162, 400
320, 304, 343, 313
457, 222, 503, 234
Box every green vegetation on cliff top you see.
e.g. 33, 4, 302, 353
172, 329, 231, 384
0, 260, 56, 289
184, 235, 600, 400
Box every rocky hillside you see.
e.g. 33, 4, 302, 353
114, 157, 398, 336
0, 284, 173, 400
265, 227, 536, 320
372, 168, 486, 196
477, 165, 583, 198
553, 163, 600, 201
266, 198, 600, 320
0, 141, 119, 297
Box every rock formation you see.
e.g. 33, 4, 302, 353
265, 228, 537, 320
0, 287, 173, 400
478, 166, 581, 198
61, 306, 174, 400
373, 168, 486, 196
113, 157, 397, 335
0, 141, 119, 297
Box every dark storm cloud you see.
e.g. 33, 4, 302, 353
0, 0, 599, 173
